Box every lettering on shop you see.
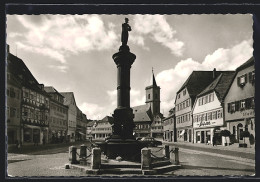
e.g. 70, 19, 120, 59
199, 121, 211, 127
242, 111, 255, 117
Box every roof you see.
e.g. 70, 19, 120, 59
44, 86, 64, 98
101, 116, 114, 124
236, 56, 254, 72
132, 104, 153, 122
86, 121, 96, 127
7, 53, 49, 96
197, 71, 236, 102
177, 71, 222, 97
60, 92, 76, 105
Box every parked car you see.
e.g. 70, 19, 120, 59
138, 137, 162, 147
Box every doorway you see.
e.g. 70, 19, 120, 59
201, 131, 205, 143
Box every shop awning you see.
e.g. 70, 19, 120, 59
180, 130, 185, 136
78, 131, 86, 135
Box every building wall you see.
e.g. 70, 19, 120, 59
175, 87, 193, 142
49, 99, 68, 143
134, 122, 151, 138
92, 122, 112, 140
192, 91, 224, 144
224, 64, 255, 142
163, 115, 174, 142
67, 104, 77, 142
21, 87, 50, 145
6, 75, 21, 144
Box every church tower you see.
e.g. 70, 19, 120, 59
145, 69, 161, 116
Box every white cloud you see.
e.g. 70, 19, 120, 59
79, 102, 105, 120
48, 65, 68, 73
16, 41, 66, 63
156, 40, 253, 116
11, 15, 118, 63
133, 15, 184, 56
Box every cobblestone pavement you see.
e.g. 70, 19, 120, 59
6, 142, 255, 177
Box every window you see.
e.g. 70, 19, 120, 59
148, 94, 150, 99
204, 113, 207, 121
10, 107, 16, 117
205, 95, 208, 104
237, 74, 247, 87
212, 111, 216, 119
178, 94, 180, 99
198, 98, 201, 106
209, 94, 212, 102
10, 88, 16, 98
201, 114, 204, 122
249, 71, 255, 83
240, 100, 245, 109
183, 89, 186, 96
231, 103, 236, 112
208, 112, 212, 120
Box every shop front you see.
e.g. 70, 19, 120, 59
177, 127, 192, 142
23, 124, 42, 145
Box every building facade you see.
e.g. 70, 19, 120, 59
92, 116, 113, 141
6, 58, 22, 145
224, 57, 255, 144
44, 86, 68, 143
192, 72, 235, 144
163, 108, 176, 142
60, 92, 77, 142
7, 50, 50, 145
175, 70, 221, 143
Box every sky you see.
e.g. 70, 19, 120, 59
6, 14, 253, 120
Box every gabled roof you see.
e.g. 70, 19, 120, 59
132, 104, 153, 122
236, 56, 254, 72
102, 116, 114, 124
7, 52, 49, 96
60, 92, 76, 106
44, 86, 64, 98
197, 71, 236, 102
177, 71, 222, 97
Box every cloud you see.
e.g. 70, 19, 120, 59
48, 65, 68, 73
16, 41, 66, 63
133, 15, 184, 56
79, 102, 105, 120
11, 15, 118, 63
156, 40, 253, 116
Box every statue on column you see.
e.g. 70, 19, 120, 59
121, 18, 131, 46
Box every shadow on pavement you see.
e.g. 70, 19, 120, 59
181, 164, 255, 173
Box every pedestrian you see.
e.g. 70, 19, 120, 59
212, 135, 216, 146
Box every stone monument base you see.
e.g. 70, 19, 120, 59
96, 138, 146, 162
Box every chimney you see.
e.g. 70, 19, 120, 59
7, 44, 10, 53
213, 68, 216, 79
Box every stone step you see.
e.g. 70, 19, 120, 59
153, 164, 180, 174
100, 168, 143, 175
101, 163, 141, 169
151, 160, 171, 168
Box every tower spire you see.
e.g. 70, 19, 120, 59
152, 67, 157, 87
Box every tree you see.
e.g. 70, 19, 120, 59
240, 131, 250, 145
220, 130, 231, 146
